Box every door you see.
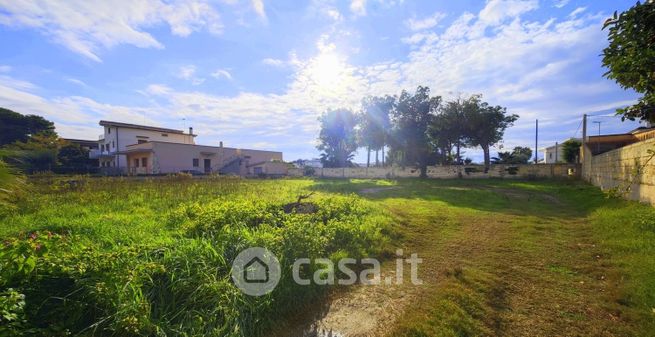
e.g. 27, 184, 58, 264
204, 158, 211, 173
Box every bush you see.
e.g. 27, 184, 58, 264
0, 195, 392, 336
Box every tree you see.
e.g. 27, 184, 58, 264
562, 139, 582, 163
492, 146, 532, 164
2, 132, 60, 173
602, 1, 655, 122
317, 108, 358, 168
388, 86, 440, 177
57, 142, 95, 173
429, 97, 478, 165
359, 96, 394, 167
465, 96, 518, 171
0, 107, 56, 146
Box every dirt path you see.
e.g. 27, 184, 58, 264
280, 185, 628, 337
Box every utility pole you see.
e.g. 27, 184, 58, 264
593, 121, 602, 153
534, 119, 539, 164
555, 141, 558, 163
581, 114, 587, 163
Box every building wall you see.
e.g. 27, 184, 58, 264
543, 144, 566, 163
582, 138, 655, 205
249, 161, 289, 176
150, 142, 237, 173
100, 125, 194, 169
123, 142, 283, 174
289, 164, 580, 179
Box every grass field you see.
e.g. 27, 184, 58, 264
1, 176, 655, 336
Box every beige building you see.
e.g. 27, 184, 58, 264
540, 138, 581, 163
90, 120, 284, 176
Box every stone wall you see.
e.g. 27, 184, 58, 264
289, 163, 580, 180
582, 138, 655, 205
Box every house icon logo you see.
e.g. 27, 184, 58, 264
231, 247, 281, 296
244, 256, 269, 283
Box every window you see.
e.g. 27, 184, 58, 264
141, 158, 147, 167
161, 133, 168, 137
101, 144, 104, 151
108, 127, 111, 134
134, 158, 139, 167
549, 153, 552, 159
112, 141, 115, 148
138, 139, 147, 144
193, 158, 199, 167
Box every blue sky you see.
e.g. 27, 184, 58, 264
0, 0, 645, 162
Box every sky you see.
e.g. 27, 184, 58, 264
0, 0, 646, 163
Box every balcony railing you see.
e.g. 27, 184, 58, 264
89, 149, 115, 159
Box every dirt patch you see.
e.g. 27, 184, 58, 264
358, 187, 401, 195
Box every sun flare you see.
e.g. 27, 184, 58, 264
308, 52, 347, 93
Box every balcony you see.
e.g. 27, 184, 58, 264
89, 149, 115, 159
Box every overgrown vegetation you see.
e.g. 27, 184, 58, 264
2, 177, 655, 336
603, 1, 655, 122
0, 177, 392, 336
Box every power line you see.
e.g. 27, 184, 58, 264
573, 118, 583, 138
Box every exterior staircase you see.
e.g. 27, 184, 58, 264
218, 155, 243, 175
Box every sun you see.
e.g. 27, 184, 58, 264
308, 52, 347, 94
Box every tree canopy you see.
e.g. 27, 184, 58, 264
562, 139, 582, 163
359, 95, 394, 167
602, 1, 655, 122
463, 96, 518, 170
388, 86, 440, 177
492, 146, 532, 164
317, 88, 517, 173
317, 108, 358, 168
0, 107, 56, 146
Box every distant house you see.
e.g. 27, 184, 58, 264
540, 138, 581, 163
63, 138, 99, 152
585, 126, 655, 156
90, 120, 284, 176
292, 158, 323, 169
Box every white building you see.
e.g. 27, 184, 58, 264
90, 120, 284, 176
540, 137, 581, 164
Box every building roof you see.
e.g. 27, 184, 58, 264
99, 120, 196, 136
124, 140, 283, 155
63, 138, 99, 147
540, 138, 581, 152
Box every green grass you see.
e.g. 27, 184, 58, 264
1, 176, 655, 336
0, 176, 393, 336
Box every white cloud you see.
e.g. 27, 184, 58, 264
66, 78, 87, 87
262, 58, 285, 67
479, 0, 539, 25
553, 0, 570, 8
0, 65, 11, 73
405, 12, 446, 31
211, 69, 232, 80
251, 0, 266, 19
350, 0, 367, 16
177, 65, 205, 85
0, 0, 223, 62
569, 7, 587, 18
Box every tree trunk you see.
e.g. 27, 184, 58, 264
483, 145, 491, 173
382, 146, 385, 167
375, 150, 379, 167
367, 146, 371, 168
456, 141, 461, 165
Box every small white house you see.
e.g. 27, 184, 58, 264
90, 120, 284, 176
540, 137, 581, 163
